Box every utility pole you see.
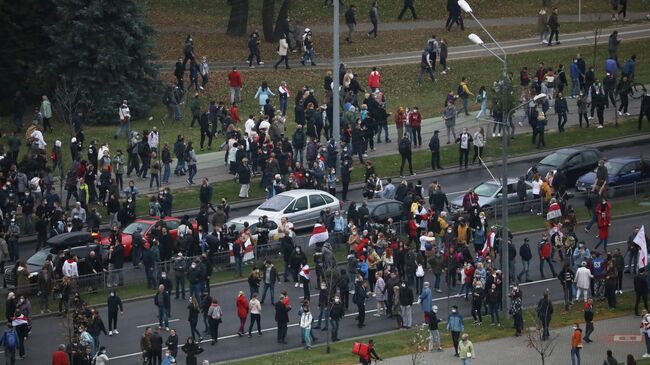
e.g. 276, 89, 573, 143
332, 0, 341, 182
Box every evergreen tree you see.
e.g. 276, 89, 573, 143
47, 0, 160, 122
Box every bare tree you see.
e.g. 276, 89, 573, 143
227, 0, 249, 37
52, 78, 83, 134
407, 324, 429, 365
526, 315, 558, 365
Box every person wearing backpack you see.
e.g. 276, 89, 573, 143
206, 298, 223, 345
457, 77, 474, 116
0, 323, 18, 364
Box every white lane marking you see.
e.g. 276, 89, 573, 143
136, 318, 180, 328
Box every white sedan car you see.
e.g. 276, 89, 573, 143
248, 189, 340, 230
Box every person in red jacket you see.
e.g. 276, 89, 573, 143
230, 102, 241, 125
52, 344, 70, 365
395, 107, 407, 142
595, 198, 612, 251
538, 233, 557, 279
228, 66, 243, 104
409, 106, 422, 147
236, 291, 249, 336
368, 67, 381, 91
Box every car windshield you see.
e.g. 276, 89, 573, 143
473, 182, 501, 197
26, 249, 50, 267
257, 195, 293, 212
122, 222, 151, 235
597, 161, 626, 175
538, 152, 570, 167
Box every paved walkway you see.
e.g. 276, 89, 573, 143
380, 315, 643, 365
153, 85, 646, 195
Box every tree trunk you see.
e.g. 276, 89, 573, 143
273, 0, 291, 40
262, 0, 276, 42
227, 0, 249, 37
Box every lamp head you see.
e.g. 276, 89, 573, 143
468, 33, 484, 45
458, 0, 473, 13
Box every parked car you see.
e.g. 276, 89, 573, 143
248, 189, 340, 229
100, 216, 199, 258
527, 147, 602, 186
350, 199, 405, 224
575, 157, 650, 195
227, 215, 281, 241
3, 232, 107, 288
450, 178, 533, 213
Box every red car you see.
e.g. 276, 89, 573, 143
100, 216, 187, 258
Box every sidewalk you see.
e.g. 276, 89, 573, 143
380, 315, 643, 365
157, 86, 647, 194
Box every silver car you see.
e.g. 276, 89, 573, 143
450, 178, 533, 213
248, 189, 340, 229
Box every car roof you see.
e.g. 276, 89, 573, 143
276, 189, 335, 198
553, 147, 599, 154
46, 232, 94, 248
137, 216, 178, 223
355, 199, 401, 208
608, 157, 641, 164
479, 178, 521, 186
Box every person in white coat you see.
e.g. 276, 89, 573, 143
274, 35, 290, 70
300, 305, 313, 349
94, 346, 110, 365
574, 261, 593, 302
373, 272, 386, 316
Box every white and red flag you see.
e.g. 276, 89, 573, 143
308, 223, 329, 247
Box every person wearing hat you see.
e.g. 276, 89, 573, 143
427, 304, 442, 352
300, 29, 316, 66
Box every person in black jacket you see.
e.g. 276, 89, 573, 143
199, 111, 212, 151
558, 263, 574, 310
88, 309, 108, 355
398, 0, 417, 20
181, 336, 203, 365
107, 290, 123, 336
344, 5, 357, 43
247, 31, 263, 68
329, 295, 344, 341
353, 280, 368, 328
428, 130, 441, 170
150, 330, 163, 365
517, 238, 533, 283
635, 269, 649, 316
155, 284, 171, 330
555, 92, 569, 132
237, 158, 252, 199
428, 306, 443, 352
166, 329, 179, 358
275, 296, 290, 343
547, 8, 560, 46
536, 289, 554, 340
398, 134, 413, 177
108, 241, 125, 287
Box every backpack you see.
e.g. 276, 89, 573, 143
352, 342, 369, 357
457, 84, 466, 97
3, 329, 16, 349
184, 149, 192, 162
137, 141, 147, 155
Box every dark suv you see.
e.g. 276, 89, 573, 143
3, 232, 107, 288
527, 147, 602, 186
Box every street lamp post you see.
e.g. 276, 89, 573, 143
461, 0, 511, 317
327, 0, 341, 354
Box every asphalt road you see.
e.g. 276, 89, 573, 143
20, 213, 649, 364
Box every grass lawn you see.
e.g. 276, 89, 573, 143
228, 290, 640, 365
14, 38, 648, 180
144, 0, 648, 28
